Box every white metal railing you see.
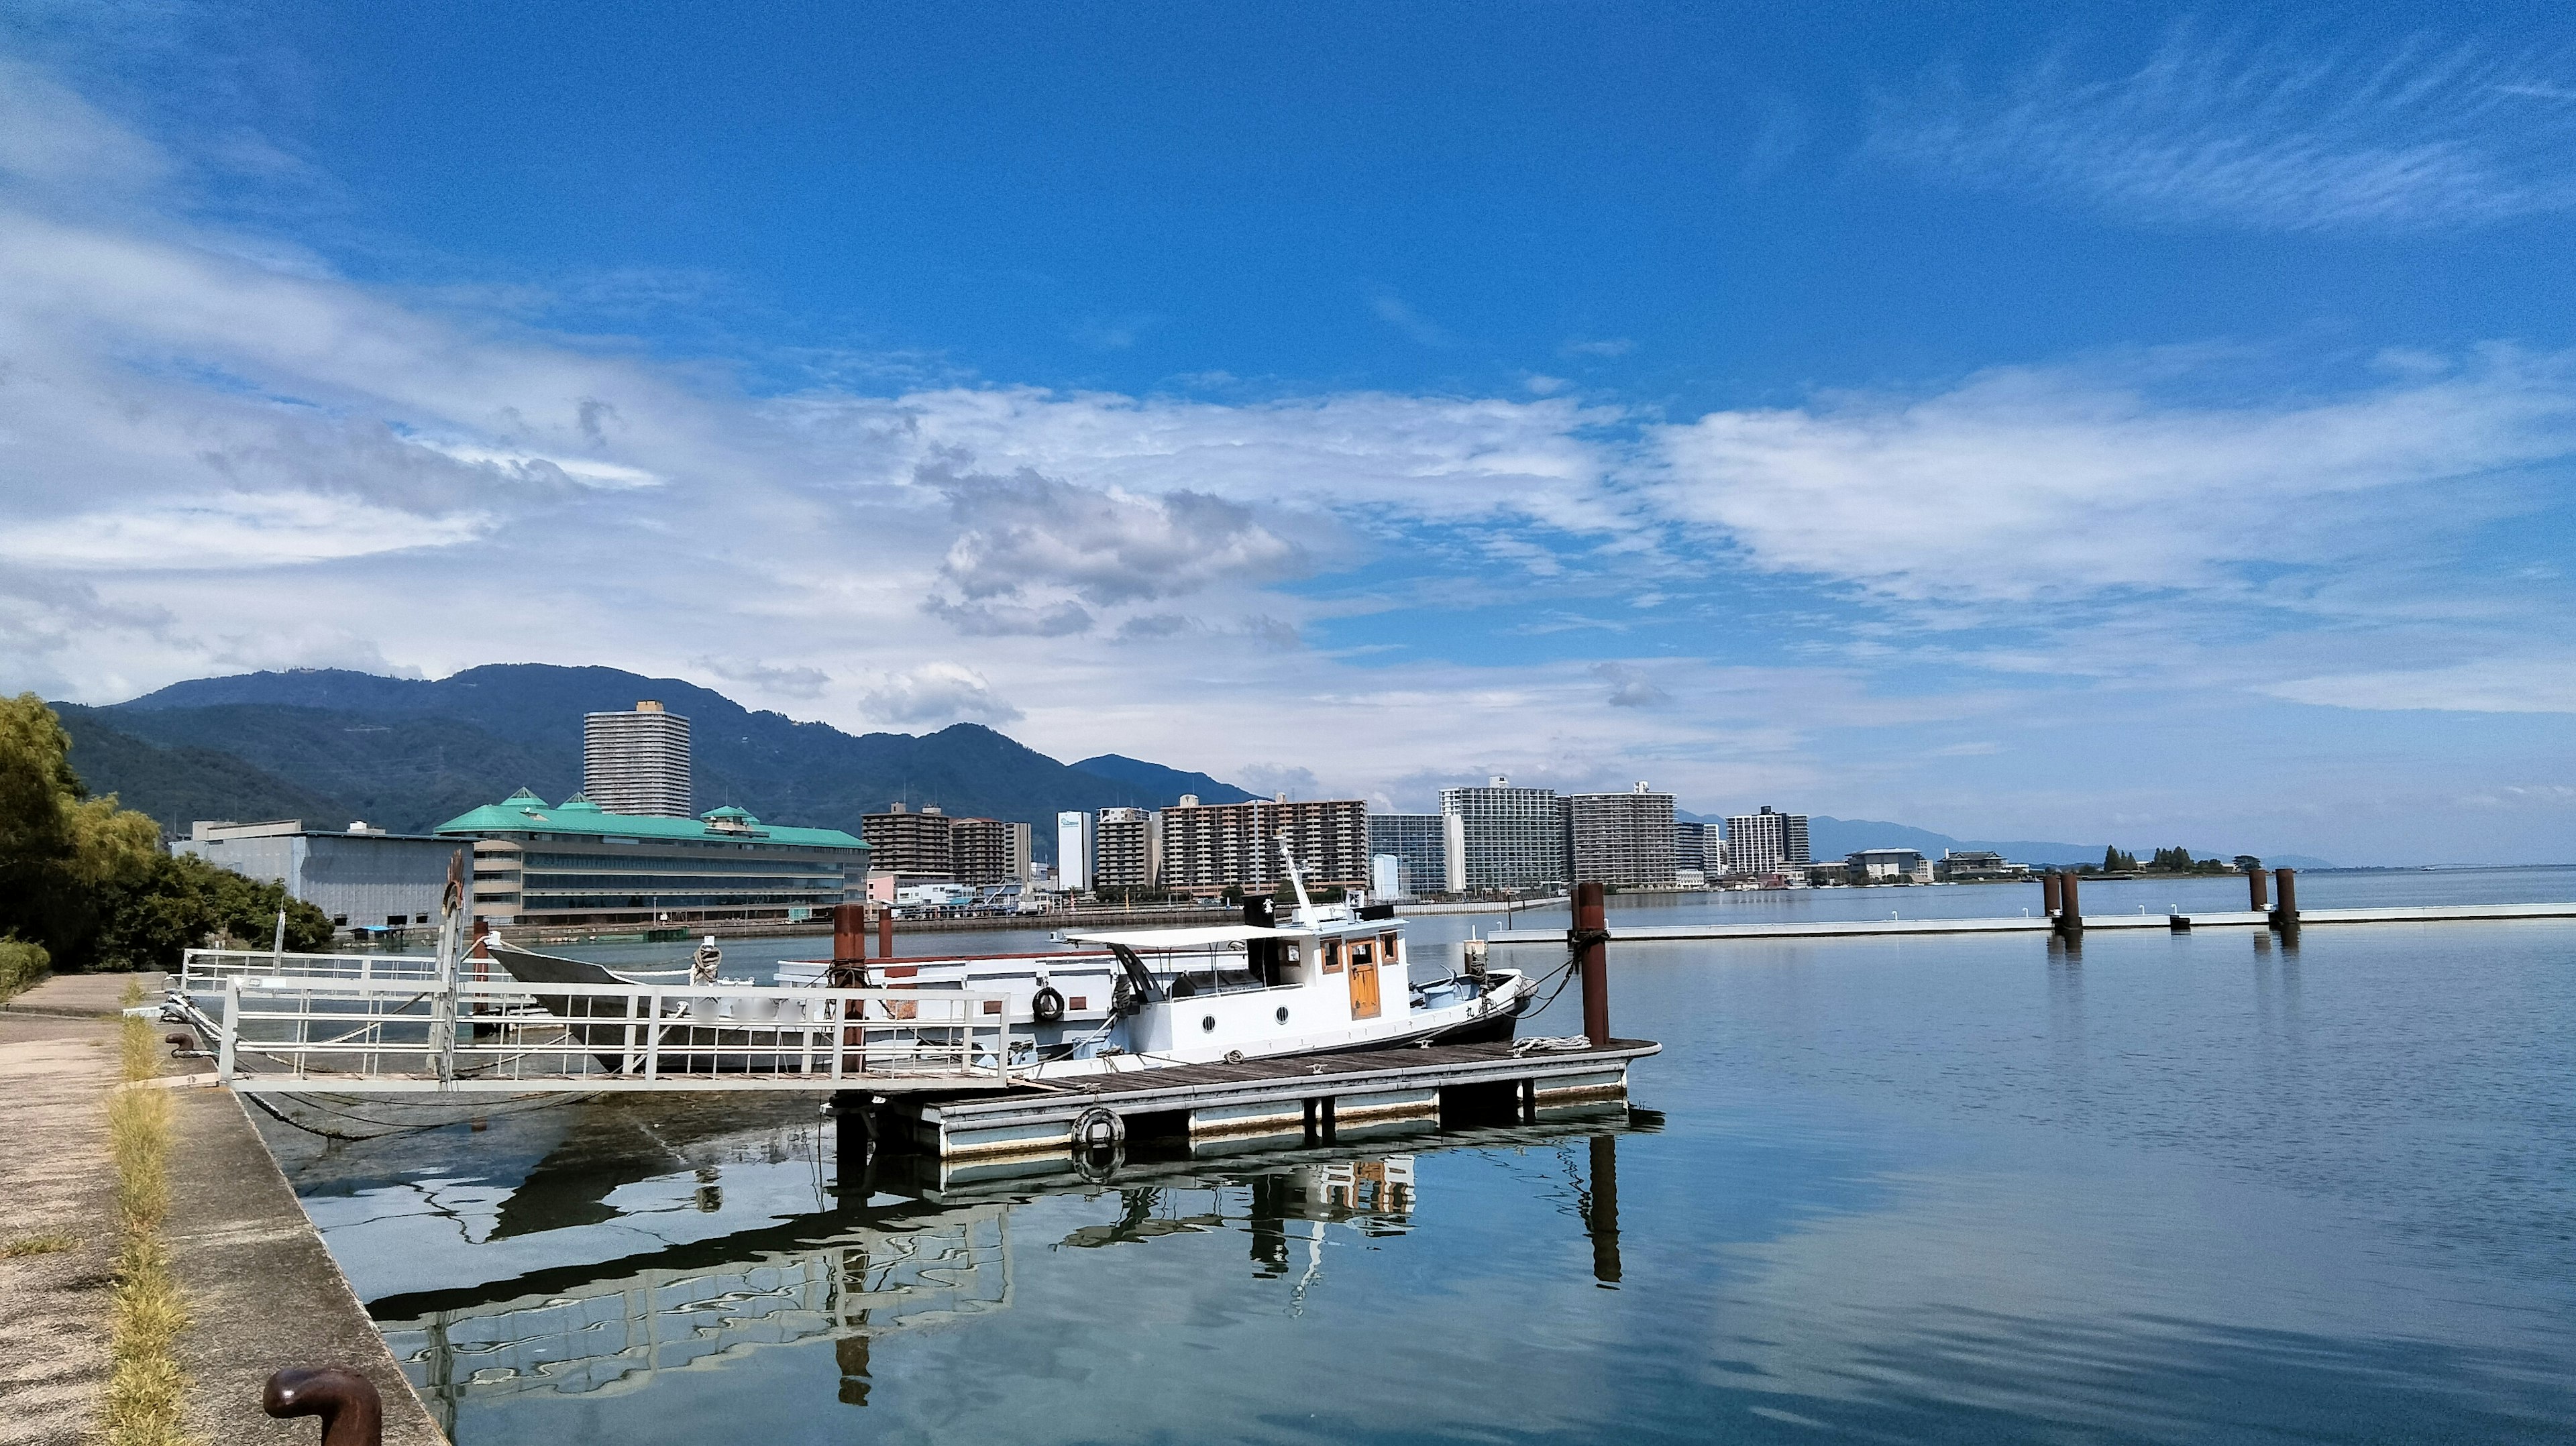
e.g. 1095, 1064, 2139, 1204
180, 948, 704, 993
199, 977, 1014, 1091
181, 948, 443, 991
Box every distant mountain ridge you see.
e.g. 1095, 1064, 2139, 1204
60, 665, 2322, 868
75, 665, 1271, 859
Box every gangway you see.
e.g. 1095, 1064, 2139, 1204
170, 950, 1015, 1095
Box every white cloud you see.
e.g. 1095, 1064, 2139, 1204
859, 663, 1023, 726
1876, 31, 2576, 232
2265, 657, 2576, 714
928, 463, 1307, 610
0, 492, 490, 569
1591, 661, 1671, 708
1653, 349, 2576, 603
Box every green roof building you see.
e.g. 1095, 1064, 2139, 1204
437, 789, 869, 928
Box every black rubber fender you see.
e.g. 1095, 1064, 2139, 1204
1032, 985, 1066, 1025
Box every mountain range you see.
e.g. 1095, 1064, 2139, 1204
56, 665, 1255, 860
45, 663, 2320, 868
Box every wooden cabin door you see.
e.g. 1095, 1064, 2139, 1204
1347, 940, 1381, 1020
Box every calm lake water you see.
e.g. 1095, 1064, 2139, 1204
269, 867, 2576, 1444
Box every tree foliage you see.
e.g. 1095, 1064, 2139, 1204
0, 693, 331, 970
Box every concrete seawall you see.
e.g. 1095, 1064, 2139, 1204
0, 970, 446, 1446
168, 1085, 449, 1446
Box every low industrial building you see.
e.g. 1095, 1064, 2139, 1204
438, 790, 869, 928
177, 820, 465, 934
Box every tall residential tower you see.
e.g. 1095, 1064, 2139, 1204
582, 701, 693, 818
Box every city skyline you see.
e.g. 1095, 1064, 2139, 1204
3, 7, 2574, 863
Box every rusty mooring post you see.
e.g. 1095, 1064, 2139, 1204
1573, 880, 1610, 1046
877, 905, 895, 960
833, 903, 867, 961
264, 1366, 382, 1446
2055, 871, 2083, 938
2041, 873, 2062, 917
2247, 867, 2269, 913
2272, 867, 2299, 932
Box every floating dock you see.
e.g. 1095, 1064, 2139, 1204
881, 1037, 1658, 1171
1487, 900, 2576, 944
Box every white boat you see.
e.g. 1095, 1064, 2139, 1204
490, 846, 1537, 1080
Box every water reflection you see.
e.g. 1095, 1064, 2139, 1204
305, 1097, 1640, 1440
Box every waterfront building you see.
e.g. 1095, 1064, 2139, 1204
861, 803, 953, 877
1723, 805, 1811, 875
951, 817, 1032, 886
1672, 820, 1709, 875
1093, 807, 1160, 891
1935, 848, 2029, 882
1056, 810, 1097, 893
176, 820, 462, 933
1566, 783, 1677, 887
438, 791, 868, 928
1846, 847, 1933, 883
1438, 776, 1567, 892
582, 700, 694, 818
1158, 796, 1369, 896
1367, 812, 1447, 897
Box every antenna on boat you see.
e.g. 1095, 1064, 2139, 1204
1277, 834, 1316, 924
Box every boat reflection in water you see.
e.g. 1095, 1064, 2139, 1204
294, 1098, 1644, 1437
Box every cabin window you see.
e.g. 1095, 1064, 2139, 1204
1350, 942, 1375, 966
1322, 940, 1342, 973
1379, 931, 1401, 961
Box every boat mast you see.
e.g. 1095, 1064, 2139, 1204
1277, 834, 1316, 926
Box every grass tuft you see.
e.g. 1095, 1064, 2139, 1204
2, 1231, 80, 1258
99, 1002, 199, 1446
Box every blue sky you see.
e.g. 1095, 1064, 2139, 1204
1, 2, 2573, 862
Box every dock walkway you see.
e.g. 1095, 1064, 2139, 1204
894, 1037, 1658, 1168
1487, 900, 2576, 944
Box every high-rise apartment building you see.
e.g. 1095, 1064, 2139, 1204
1723, 805, 1811, 875
861, 802, 953, 876
1055, 810, 1097, 893
1093, 807, 1160, 891
1158, 797, 1368, 895
1366, 812, 1446, 897
1566, 783, 1676, 887
1672, 820, 1709, 875
1438, 777, 1568, 892
582, 701, 693, 818
949, 817, 1030, 886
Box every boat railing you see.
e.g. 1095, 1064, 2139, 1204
195, 976, 1016, 1091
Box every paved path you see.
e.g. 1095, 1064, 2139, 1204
0, 1011, 123, 1446
0, 972, 447, 1446
0, 970, 162, 1019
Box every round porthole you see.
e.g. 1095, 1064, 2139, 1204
1275, 1007, 1289, 1023
1201, 1015, 1218, 1032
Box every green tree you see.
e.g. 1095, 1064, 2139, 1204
92, 852, 333, 969
0, 693, 329, 970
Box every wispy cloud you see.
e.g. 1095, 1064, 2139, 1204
2265, 657, 2576, 714
1875, 30, 2576, 233
1369, 292, 1452, 347
1652, 347, 2576, 604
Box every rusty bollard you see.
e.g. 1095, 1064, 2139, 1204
264, 1367, 382, 1446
